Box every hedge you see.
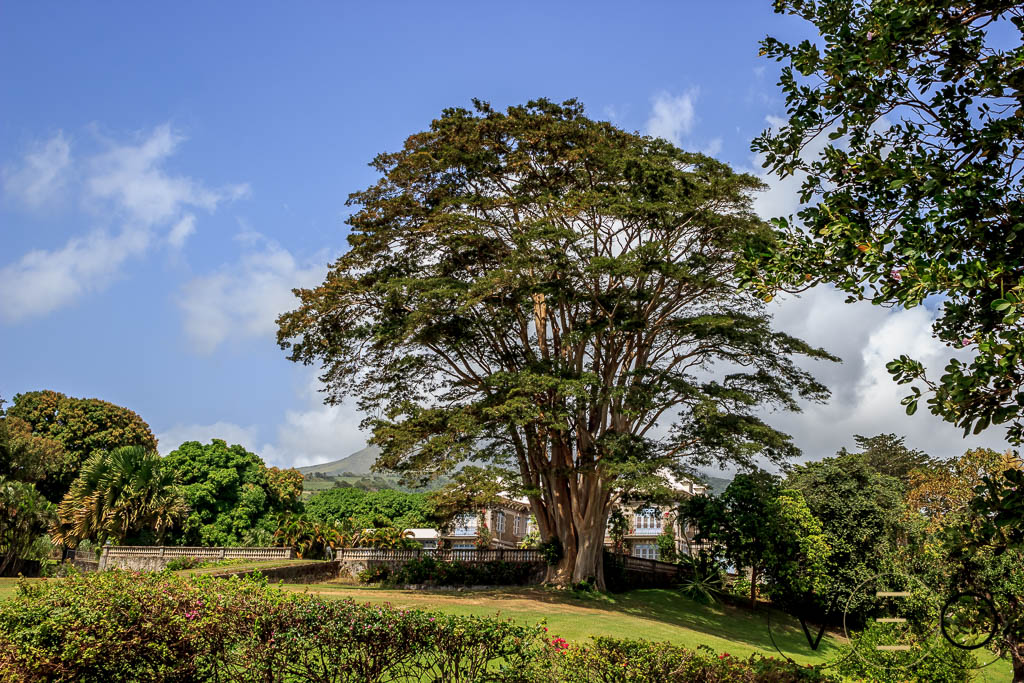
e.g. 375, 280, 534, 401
0, 571, 837, 682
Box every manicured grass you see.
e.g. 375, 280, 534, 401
172, 558, 316, 576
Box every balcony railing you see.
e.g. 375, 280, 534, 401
452, 526, 477, 536
632, 527, 663, 536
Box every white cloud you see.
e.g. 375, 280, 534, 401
0, 126, 248, 324
3, 132, 72, 208
646, 90, 698, 147
156, 420, 262, 456
167, 214, 196, 249
0, 227, 150, 323
759, 290, 1008, 462
178, 234, 327, 353
87, 124, 248, 226
260, 370, 369, 468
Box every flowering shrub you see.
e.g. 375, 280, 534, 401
357, 563, 391, 584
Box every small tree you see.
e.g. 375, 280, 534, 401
681, 471, 829, 610
52, 446, 187, 547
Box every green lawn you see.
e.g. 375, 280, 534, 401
0, 576, 46, 601
172, 558, 315, 576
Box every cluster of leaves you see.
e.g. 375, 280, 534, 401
784, 450, 912, 620
51, 445, 187, 547
163, 440, 303, 547
0, 570, 548, 682
274, 515, 417, 559
675, 553, 727, 605
828, 620, 977, 683
304, 486, 438, 530
0, 477, 53, 576
0, 400, 59, 575
552, 637, 837, 683
5, 390, 157, 503
743, 0, 1024, 444
360, 557, 538, 587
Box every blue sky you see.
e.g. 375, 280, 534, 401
1, 2, 1009, 468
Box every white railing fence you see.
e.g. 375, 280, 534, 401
102, 546, 294, 560
335, 548, 543, 563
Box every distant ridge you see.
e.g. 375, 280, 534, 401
297, 445, 382, 477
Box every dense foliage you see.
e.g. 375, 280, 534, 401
52, 446, 187, 547
554, 637, 837, 682
743, 0, 1024, 445
681, 471, 829, 610
304, 487, 435, 529
0, 571, 832, 682
360, 557, 538, 587
163, 440, 303, 547
828, 620, 976, 683
0, 401, 57, 574
277, 98, 836, 587
785, 451, 911, 619
6, 390, 157, 503
0, 477, 53, 576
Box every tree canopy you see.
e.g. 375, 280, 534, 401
304, 487, 436, 530
277, 98, 836, 587
785, 451, 911, 618
6, 390, 157, 503
162, 440, 303, 547
742, 0, 1024, 444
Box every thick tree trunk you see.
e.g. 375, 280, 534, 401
536, 472, 609, 590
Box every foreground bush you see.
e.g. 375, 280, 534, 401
828, 620, 977, 683
552, 638, 837, 682
0, 571, 542, 682
0, 571, 838, 682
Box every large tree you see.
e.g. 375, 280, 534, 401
6, 391, 157, 503
162, 440, 303, 546
786, 452, 912, 619
742, 0, 1024, 443
277, 99, 836, 587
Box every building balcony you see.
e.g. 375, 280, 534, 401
630, 527, 663, 536
452, 527, 477, 536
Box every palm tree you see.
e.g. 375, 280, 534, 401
52, 446, 187, 547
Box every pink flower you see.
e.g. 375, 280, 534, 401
890, 268, 902, 282
962, 337, 972, 347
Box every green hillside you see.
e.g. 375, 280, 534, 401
298, 445, 382, 477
